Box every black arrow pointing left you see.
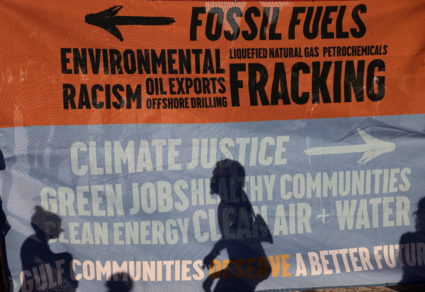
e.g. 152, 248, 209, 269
85, 5, 175, 41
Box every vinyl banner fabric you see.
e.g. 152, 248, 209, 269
0, 0, 424, 291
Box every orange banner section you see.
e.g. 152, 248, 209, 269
0, 0, 424, 127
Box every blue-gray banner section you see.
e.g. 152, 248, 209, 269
1, 114, 425, 291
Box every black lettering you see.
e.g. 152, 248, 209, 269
321, 6, 338, 39
224, 7, 242, 40
218, 77, 226, 94
336, 6, 349, 38
178, 49, 192, 74
151, 50, 167, 74
344, 60, 365, 102
88, 49, 101, 74
109, 49, 123, 74
190, 7, 206, 41
291, 62, 310, 104
242, 7, 260, 41
63, 84, 76, 109
126, 84, 142, 108
123, 50, 136, 74
78, 84, 91, 109
206, 8, 224, 41
271, 63, 290, 105
137, 49, 151, 74
367, 59, 385, 101
312, 61, 332, 103
167, 50, 178, 74
61, 48, 72, 74
73, 48, 87, 74
289, 7, 305, 40
269, 8, 282, 40
102, 49, 110, 74
248, 63, 269, 106
351, 4, 367, 38
215, 49, 225, 74
259, 8, 271, 40
229, 63, 246, 107
333, 61, 343, 103
203, 50, 215, 74
304, 7, 322, 39
112, 85, 125, 109
192, 49, 203, 74
91, 85, 104, 109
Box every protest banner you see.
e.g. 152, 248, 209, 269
0, 0, 424, 291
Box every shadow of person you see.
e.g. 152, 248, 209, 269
202, 159, 272, 292
19, 206, 78, 292
105, 273, 133, 292
0, 196, 11, 292
0, 148, 13, 291
395, 197, 425, 291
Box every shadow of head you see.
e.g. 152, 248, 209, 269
0, 149, 10, 235
210, 159, 246, 200
106, 273, 134, 292
31, 206, 63, 240
0, 148, 5, 170
415, 197, 425, 231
